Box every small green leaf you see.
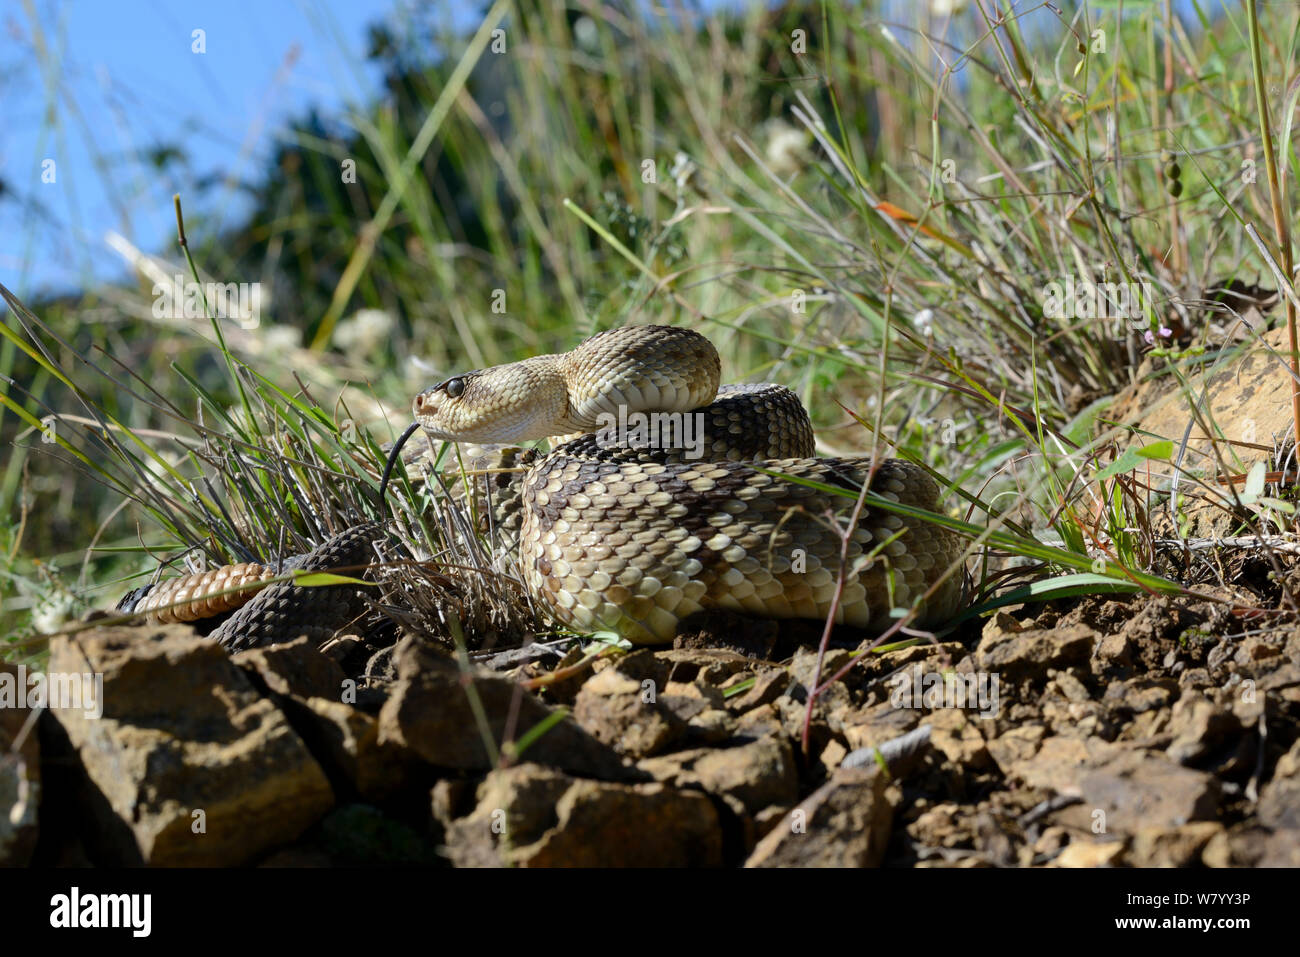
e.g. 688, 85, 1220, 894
1094, 441, 1170, 482
723, 676, 757, 698
292, 571, 373, 587
954, 573, 1153, 625
1092, 448, 1142, 483
1256, 497, 1296, 515
1135, 440, 1173, 461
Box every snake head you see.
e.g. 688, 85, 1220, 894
412, 372, 480, 435
412, 357, 572, 442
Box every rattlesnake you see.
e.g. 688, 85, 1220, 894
120, 326, 965, 647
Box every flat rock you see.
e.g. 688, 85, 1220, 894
842, 698, 924, 751
1009, 737, 1218, 835
48, 625, 334, 866
654, 648, 755, 685
682, 707, 736, 744
378, 643, 629, 779
1129, 822, 1224, 866
1166, 693, 1240, 765
975, 622, 1097, 681
638, 734, 798, 815
1112, 326, 1295, 491
232, 636, 348, 700
745, 765, 892, 867
296, 696, 415, 801
443, 763, 721, 867
927, 708, 992, 769
1051, 840, 1126, 867
571, 662, 687, 758
725, 668, 789, 713
1102, 676, 1178, 715
788, 647, 852, 692
986, 724, 1048, 774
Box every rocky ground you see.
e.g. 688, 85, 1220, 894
5, 572, 1299, 867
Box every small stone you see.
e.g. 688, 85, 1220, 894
572, 663, 688, 758
981, 611, 1024, 640
655, 648, 753, 685
662, 679, 725, 709
233, 636, 348, 700
735, 703, 786, 740
975, 623, 1097, 681
842, 699, 923, 752
379, 647, 628, 779
684, 708, 735, 744
1129, 823, 1223, 866
1052, 840, 1127, 867
788, 647, 853, 692
726, 668, 790, 713
297, 696, 415, 801
1102, 677, 1178, 714
745, 765, 893, 867
986, 724, 1047, 774
1206, 638, 1235, 673
444, 764, 721, 867
1233, 635, 1283, 667
928, 709, 991, 769
1012, 737, 1218, 836
1045, 668, 1092, 703
820, 739, 848, 773
1095, 633, 1136, 669
638, 735, 798, 816
1166, 693, 1240, 766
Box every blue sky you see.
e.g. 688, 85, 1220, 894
2, 0, 483, 297
1, 0, 1230, 300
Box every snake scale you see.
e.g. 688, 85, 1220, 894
120, 325, 965, 647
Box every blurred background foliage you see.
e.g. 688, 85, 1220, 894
1, 0, 1286, 638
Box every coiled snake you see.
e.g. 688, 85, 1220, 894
120, 326, 965, 647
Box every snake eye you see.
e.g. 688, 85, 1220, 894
444, 377, 465, 399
